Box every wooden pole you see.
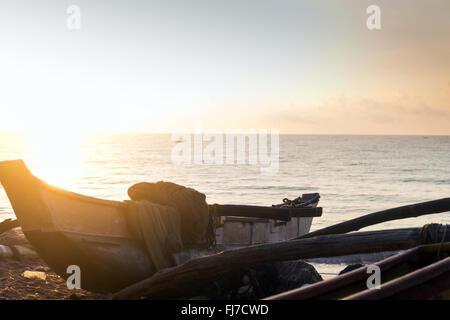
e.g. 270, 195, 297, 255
209, 204, 322, 221
294, 198, 450, 240
112, 224, 450, 299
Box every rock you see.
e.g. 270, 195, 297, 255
204, 260, 321, 299
165, 260, 323, 300
272, 260, 323, 294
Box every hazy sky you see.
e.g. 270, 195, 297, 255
0, 0, 449, 134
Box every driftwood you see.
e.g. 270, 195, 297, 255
112, 224, 450, 299
0, 219, 19, 235
209, 204, 322, 221
295, 198, 450, 240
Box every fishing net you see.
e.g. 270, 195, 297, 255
125, 200, 183, 270
128, 181, 212, 247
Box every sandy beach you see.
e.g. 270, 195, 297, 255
0, 228, 99, 300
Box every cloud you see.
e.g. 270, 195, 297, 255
257, 94, 450, 134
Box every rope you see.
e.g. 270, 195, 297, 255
419, 223, 449, 260
419, 223, 442, 245
273, 194, 320, 208
205, 211, 217, 249
125, 200, 183, 270
436, 224, 448, 260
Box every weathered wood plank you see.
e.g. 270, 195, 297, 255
294, 198, 450, 240
210, 204, 322, 221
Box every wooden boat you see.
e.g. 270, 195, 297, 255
0, 160, 156, 293
266, 243, 450, 300
0, 159, 322, 293
215, 193, 320, 245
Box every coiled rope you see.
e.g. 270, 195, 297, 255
419, 223, 449, 260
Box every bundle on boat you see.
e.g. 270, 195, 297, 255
124, 181, 214, 271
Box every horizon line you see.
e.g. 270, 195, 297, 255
0, 131, 449, 137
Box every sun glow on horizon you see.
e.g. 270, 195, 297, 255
24, 130, 85, 189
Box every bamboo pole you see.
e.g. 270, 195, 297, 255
209, 204, 322, 221
112, 224, 450, 299
294, 198, 450, 240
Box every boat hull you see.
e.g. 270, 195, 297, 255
24, 230, 154, 293
215, 194, 319, 245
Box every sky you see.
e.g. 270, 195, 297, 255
0, 0, 449, 135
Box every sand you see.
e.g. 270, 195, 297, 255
0, 228, 100, 300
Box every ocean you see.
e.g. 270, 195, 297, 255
0, 133, 449, 272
